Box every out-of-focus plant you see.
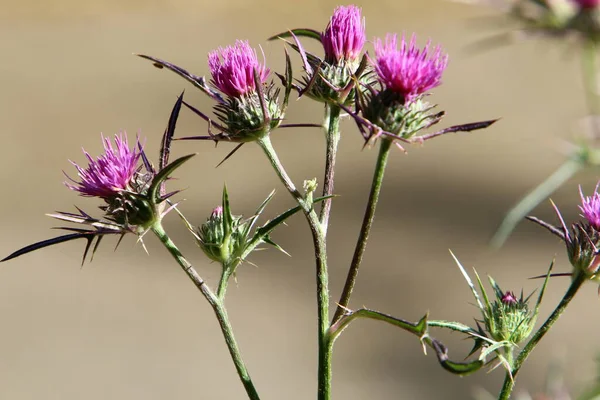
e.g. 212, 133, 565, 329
2, 4, 597, 400
452, 0, 600, 246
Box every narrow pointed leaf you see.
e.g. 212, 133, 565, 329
2, 232, 96, 262
242, 195, 333, 258
222, 185, 233, 238
148, 153, 196, 203
136, 54, 225, 104
268, 28, 322, 42
473, 269, 492, 318
419, 119, 498, 141
281, 48, 293, 113
243, 189, 276, 238
451, 250, 485, 312
160, 92, 184, 171
533, 259, 554, 319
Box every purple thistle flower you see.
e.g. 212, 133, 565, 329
208, 40, 270, 98
321, 5, 366, 64
572, 0, 600, 9
579, 183, 600, 230
66, 133, 142, 199
374, 34, 448, 102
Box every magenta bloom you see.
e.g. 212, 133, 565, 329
66, 133, 142, 199
321, 5, 366, 63
374, 34, 448, 101
501, 291, 518, 305
208, 40, 270, 98
579, 184, 600, 229
572, 0, 600, 9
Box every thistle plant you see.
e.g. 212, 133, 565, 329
2, 4, 598, 400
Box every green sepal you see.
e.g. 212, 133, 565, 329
222, 185, 234, 238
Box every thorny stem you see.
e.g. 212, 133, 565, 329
151, 223, 261, 400
497, 273, 586, 400
332, 139, 392, 323
257, 136, 331, 400
319, 104, 342, 235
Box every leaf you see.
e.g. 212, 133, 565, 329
148, 153, 196, 203
430, 339, 484, 376
280, 48, 293, 114
268, 28, 322, 42
136, 54, 225, 104
532, 259, 554, 320
222, 185, 233, 238
450, 250, 486, 313
242, 195, 333, 258
160, 92, 184, 171
242, 189, 276, 239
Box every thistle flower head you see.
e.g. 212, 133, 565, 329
321, 5, 366, 64
66, 133, 142, 199
374, 34, 448, 102
488, 288, 535, 345
197, 204, 243, 264
208, 40, 270, 98
572, 0, 600, 9
579, 183, 600, 230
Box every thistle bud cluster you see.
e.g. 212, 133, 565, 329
487, 290, 536, 345
197, 205, 245, 265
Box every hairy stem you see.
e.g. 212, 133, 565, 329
217, 265, 231, 300
257, 136, 331, 400
319, 104, 341, 235
152, 223, 260, 400
332, 139, 392, 323
497, 273, 586, 400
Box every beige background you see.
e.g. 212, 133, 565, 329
0, 0, 597, 399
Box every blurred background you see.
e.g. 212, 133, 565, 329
0, 0, 598, 398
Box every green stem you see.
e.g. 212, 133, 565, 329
217, 266, 231, 300
257, 136, 331, 400
319, 104, 341, 235
332, 139, 392, 323
151, 223, 261, 400
497, 273, 586, 400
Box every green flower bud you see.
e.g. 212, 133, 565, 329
487, 291, 535, 345
197, 206, 244, 264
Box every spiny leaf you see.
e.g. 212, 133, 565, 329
268, 28, 322, 42
222, 185, 233, 238
532, 259, 554, 320
242, 189, 276, 239
136, 54, 225, 104
451, 250, 485, 312
160, 92, 184, 171
148, 153, 196, 203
